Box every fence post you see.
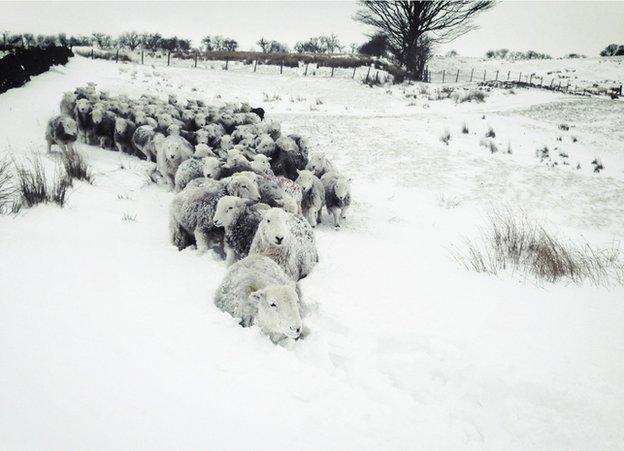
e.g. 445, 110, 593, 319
304, 63, 309, 76
550, 78, 554, 87
194, 52, 197, 68
365, 66, 371, 82
115, 49, 119, 63
331, 66, 335, 77
469, 68, 474, 82
90, 48, 94, 59
442, 69, 445, 83
619, 84, 622, 95
167, 51, 171, 66
540, 76, 543, 87
280, 61, 283, 74
529, 74, 534, 85
141, 50, 144, 65
253, 59, 258, 72
566, 82, 570, 91
518, 72, 522, 82
225, 59, 229, 70
455, 69, 460, 82
375, 70, 379, 83
507, 71, 510, 81
352, 67, 356, 79
483, 69, 486, 81
495, 70, 499, 81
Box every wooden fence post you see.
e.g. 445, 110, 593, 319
225, 59, 229, 70
507, 71, 510, 81
518, 72, 522, 82
375, 70, 379, 83
469, 68, 474, 82
442, 69, 445, 83
483, 69, 486, 81
331, 66, 335, 77
253, 59, 258, 72
619, 84, 622, 95
352, 67, 357, 78
529, 74, 534, 85
194, 52, 197, 68
90, 48, 94, 59
167, 51, 171, 66
304, 63, 309, 76
550, 78, 554, 87
455, 69, 460, 82
280, 61, 283, 74
115, 49, 119, 63
540, 76, 543, 87
495, 70, 499, 81
141, 50, 144, 65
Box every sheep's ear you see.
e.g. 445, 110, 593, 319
266, 156, 271, 161
296, 169, 301, 175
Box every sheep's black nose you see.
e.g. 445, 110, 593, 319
295, 327, 301, 334
275, 236, 283, 244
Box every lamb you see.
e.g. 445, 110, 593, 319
45, 115, 78, 153
114, 118, 137, 155
169, 173, 261, 253
60, 92, 77, 116
249, 207, 318, 280
213, 196, 268, 265
271, 136, 308, 180
91, 108, 116, 149
295, 170, 325, 227
155, 134, 194, 189
321, 172, 351, 228
132, 125, 163, 161
73, 98, 94, 144
305, 152, 336, 178
214, 255, 302, 343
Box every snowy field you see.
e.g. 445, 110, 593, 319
1, 56, 624, 450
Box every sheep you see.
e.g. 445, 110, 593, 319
249, 207, 318, 281
156, 113, 174, 134
255, 134, 276, 157
60, 92, 77, 116
214, 254, 302, 343
213, 195, 268, 265
204, 123, 226, 147
221, 153, 253, 178
169, 173, 261, 253
321, 172, 351, 228
45, 115, 78, 153
174, 157, 206, 192
114, 118, 137, 155
250, 154, 272, 175
194, 143, 217, 158
271, 136, 308, 180
132, 125, 163, 162
132, 110, 157, 128
156, 134, 194, 189
295, 170, 325, 227
195, 129, 211, 146
250, 107, 265, 121
305, 152, 336, 178
203, 156, 223, 179
251, 173, 299, 213
91, 108, 116, 149
73, 98, 94, 144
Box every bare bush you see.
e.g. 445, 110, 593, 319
461, 122, 469, 134
485, 126, 496, 138
14, 155, 69, 208
453, 211, 624, 286
440, 129, 451, 145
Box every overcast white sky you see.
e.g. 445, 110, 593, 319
2, 1, 624, 57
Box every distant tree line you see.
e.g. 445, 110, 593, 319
485, 49, 552, 60
600, 44, 624, 56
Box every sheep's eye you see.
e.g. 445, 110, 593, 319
228, 207, 232, 211
266, 219, 270, 223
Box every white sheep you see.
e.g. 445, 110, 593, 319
295, 169, 325, 227
249, 207, 318, 280
213, 195, 268, 265
45, 115, 78, 153
250, 154, 272, 175
214, 254, 303, 343
321, 172, 351, 228
305, 153, 336, 178
156, 134, 194, 189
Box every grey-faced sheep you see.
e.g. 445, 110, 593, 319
156, 134, 194, 189
114, 118, 137, 155
249, 207, 318, 280
321, 172, 351, 228
74, 98, 94, 144
91, 108, 116, 149
213, 196, 268, 265
295, 169, 325, 227
214, 254, 302, 343
45, 115, 78, 153
305, 153, 336, 178
169, 173, 261, 254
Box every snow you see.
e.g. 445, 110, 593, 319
1, 56, 623, 450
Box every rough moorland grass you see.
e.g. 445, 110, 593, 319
0, 158, 16, 213
13, 154, 70, 209
454, 211, 624, 286
61, 149, 93, 185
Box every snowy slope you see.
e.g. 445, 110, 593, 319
1, 57, 623, 451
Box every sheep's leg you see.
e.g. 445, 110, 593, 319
195, 228, 210, 255
330, 207, 341, 228
304, 208, 317, 228
317, 207, 323, 225
170, 219, 190, 250
46, 140, 53, 153
225, 246, 236, 266
340, 204, 350, 220
115, 142, 123, 153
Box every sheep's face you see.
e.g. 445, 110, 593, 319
194, 144, 212, 158
115, 118, 127, 134
60, 117, 78, 137
220, 135, 234, 150
256, 136, 275, 156
194, 114, 206, 128
203, 157, 221, 179
335, 178, 350, 200
63, 92, 77, 103
305, 154, 325, 176
280, 194, 298, 215
213, 196, 245, 228
295, 170, 315, 191
252, 285, 302, 341
250, 155, 271, 174
91, 108, 104, 124
168, 94, 179, 106
134, 112, 147, 125
158, 114, 173, 129
167, 124, 181, 135
196, 130, 210, 145
260, 208, 291, 247
228, 174, 260, 201
224, 153, 248, 169
182, 110, 194, 122
75, 99, 92, 114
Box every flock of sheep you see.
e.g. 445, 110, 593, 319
46, 83, 352, 344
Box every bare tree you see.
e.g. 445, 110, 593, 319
91, 32, 113, 49
118, 31, 141, 51
355, 0, 494, 79
257, 37, 270, 53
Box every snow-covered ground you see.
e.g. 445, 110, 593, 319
1, 56, 623, 450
